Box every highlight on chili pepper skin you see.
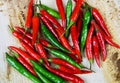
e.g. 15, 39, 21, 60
4, 0, 120, 83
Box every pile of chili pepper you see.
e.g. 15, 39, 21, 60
5, 0, 120, 83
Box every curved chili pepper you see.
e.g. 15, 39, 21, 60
15, 26, 32, 40
45, 64, 84, 83
48, 58, 91, 74
39, 39, 53, 48
30, 60, 65, 83
77, 10, 83, 38
65, 0, 84, 33
9, 26, 34, 49
36, 43, 49, 65
86, 20, 94, 65
12, 51, 37, 76
20, 40, 41, 61
65, 0, 72, 37
92, 36, 100, 67
94, 22, 120, 48
41, 4, 60, 19
40, 15, 59, 39
95, 28, 107, 61
55, 64, 91, 74
41, 22, 70, 53
55, 28, 75, 55
25, 0, 33, 29
56, 0, 66, 28
6, 53, 42, 83
46, 48, 84, 69
8, 46, 36, 66
70, 25, 82, 63
34, 68, 52, 83
92, 8, 111, 38
80, 9, 91, 53
32, 14, 40, 45
40, 9, 65, 33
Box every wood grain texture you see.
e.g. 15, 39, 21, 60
0, 0, 120, 83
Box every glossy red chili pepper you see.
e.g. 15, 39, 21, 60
15, 26, 32, 40
77, 10, 83, 38
36, 43, 49, 65
70, 0, 84, 23
86, 20, 94, 64
70, 25, 82, 63
40, 9, 65, 33
20, 40, 41, 61
56, 0, 66, 28
8, 46, 36, 66
94, 22, 120, 48
73, 0, 77, 2
55, 64, 91, 74
25, 0, 33, 28
12, 52, 37, 76
40, 15, 59, 39
55, 28, 75, 55
95, 29, 107, 61
32, 15, 40, 45
39, 39, 53, 48
92, 36, 100, 67
92, 8, 111, 38
45, 64, 84, 83
12, 30, 34, 49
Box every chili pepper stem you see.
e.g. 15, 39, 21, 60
89, 59, 93, 70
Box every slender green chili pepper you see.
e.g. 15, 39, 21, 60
34, 68, 52, 83
41, 22, 70, 53
30, 60, 65, 83
65, 0, 72, 37
45, 48, 84, 69
6, 53, 42, 83
80, 9, 91, 53
41, 4, 60, 19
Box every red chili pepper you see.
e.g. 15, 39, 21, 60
15, 26, 32, 40
8, 46, 36, 66
70, 25, 82, 63
92, 36, 100, 67
55, 28, 75, 55
39, 39, 53, 47
32, 15, 40, 45
56, 0, 66, 28
73, 0, 77, 2
40, 9, 65, 33
40, 15, 59, 39
95, 28, 107, 61
12, 51, 37, 76
20, 40, 41, 61
92, 8, 111, 38
70, 0, 84, 23
45, 64, 84, 83
94, 22, 120, 48
55, 64, 91, 74
25, 0, 33, 28
77, 10, 83, 38
86, 20, 94, 64
36, 43, 49, 65
11, 29, 34, 49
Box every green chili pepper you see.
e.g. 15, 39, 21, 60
80, 9, 91, 53
30, 60, 65, 83
5, 53, 42, 83
41, 22, 70, 53
65, 0, 72, 37
46, 48, 83, 69
34, 68, 52, 83
40, 4, 60, 19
